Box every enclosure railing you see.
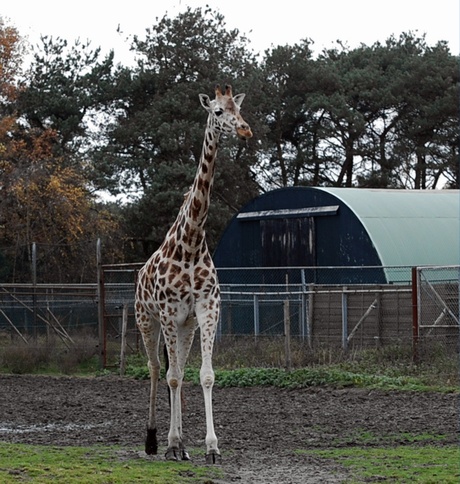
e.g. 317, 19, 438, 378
98, 264, 458, 366
413, 265, 459, 358
0, 265, 457, 368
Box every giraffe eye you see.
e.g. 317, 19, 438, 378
215, 109, 223, 117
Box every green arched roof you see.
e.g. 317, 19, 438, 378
317, 188, 460, 267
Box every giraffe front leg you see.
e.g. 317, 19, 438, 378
164, 316, 196, 461
197, 305, 221, 465
200, 359, 221, 464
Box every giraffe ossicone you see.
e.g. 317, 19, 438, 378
135, 84, 252, 464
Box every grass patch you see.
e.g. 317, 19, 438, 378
307, 444, 460, 483
124, 361, 458, 393
124, 337, 458, 391
331, 430, 448, 447
0, 442, 222, 483
2, 335, 458, 392
0, 334, 100, 375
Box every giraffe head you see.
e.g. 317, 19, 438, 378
199, 84, 253, 140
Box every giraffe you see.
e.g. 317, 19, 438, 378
135, 84, 252, 464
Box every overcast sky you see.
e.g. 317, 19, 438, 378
2, 0, 459, 66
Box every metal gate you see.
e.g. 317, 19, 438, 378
416, 265, 459, 352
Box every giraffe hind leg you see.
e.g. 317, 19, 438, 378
145, 428, 158, 455
136, 310, 161, 456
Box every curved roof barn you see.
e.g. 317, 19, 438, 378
213, 187, 459, 284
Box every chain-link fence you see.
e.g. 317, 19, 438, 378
99, 264, 143, 367
218, 267, 413, 348
99, 265, 434, 366
0, 283, 99, 373
415, 265, 459, 357
0, 284, 98, 337
1, 264, 457, 369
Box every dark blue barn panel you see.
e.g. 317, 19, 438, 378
213, 187, 460, 284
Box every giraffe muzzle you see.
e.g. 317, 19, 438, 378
237, 127, 253, 140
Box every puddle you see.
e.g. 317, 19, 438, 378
0, 421, 113, 434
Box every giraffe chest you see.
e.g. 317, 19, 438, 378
139, 248, 219, 316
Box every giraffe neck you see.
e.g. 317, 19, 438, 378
177, 118, 220, 248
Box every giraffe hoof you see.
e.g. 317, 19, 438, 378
205, 450, 222, 465
165, 446, 191, 461
165, 447, 180, 461
145, 428, 158, 455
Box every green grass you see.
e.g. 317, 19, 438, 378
0, 443, 222, 483
307, 444, 460, 483
1, 336, 458, 392
329, 429, 449, 447
124, 362, 458, 393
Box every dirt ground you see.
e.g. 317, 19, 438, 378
0, 375, 458, 483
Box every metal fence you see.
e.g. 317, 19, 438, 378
0, 284, 98, 337
1, 265, 457, 367
217, 267, 416, 355
99, 264, 459, 365
415, 265, 459, 356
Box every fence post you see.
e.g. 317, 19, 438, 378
96, 239, 106, 369
308, 284, 314, 349
253, 294, 259, 339
411, 267, 419, 363
300, 269, 306, 340
284, 274, 291, 371
341, 288, 348, 351
120, 303, 129, 376
32, 242, 37, 339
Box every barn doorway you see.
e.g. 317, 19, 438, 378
260, 217, 315, 267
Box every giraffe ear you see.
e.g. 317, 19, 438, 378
233, 93, 246, 107
199, 94, 212, 111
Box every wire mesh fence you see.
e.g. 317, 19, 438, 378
99, 264, 456, 366
0, 284, 98, 337
218, 267, 414, 349
416, 265, 459, 357
0, 264, 457, 370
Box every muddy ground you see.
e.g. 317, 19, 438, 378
0, 375, 458, 483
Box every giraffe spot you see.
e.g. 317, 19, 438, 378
202, 163, 209, 173
174, 245, 183, 260
200, 269, 210, 278
158, 261, 168, 275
